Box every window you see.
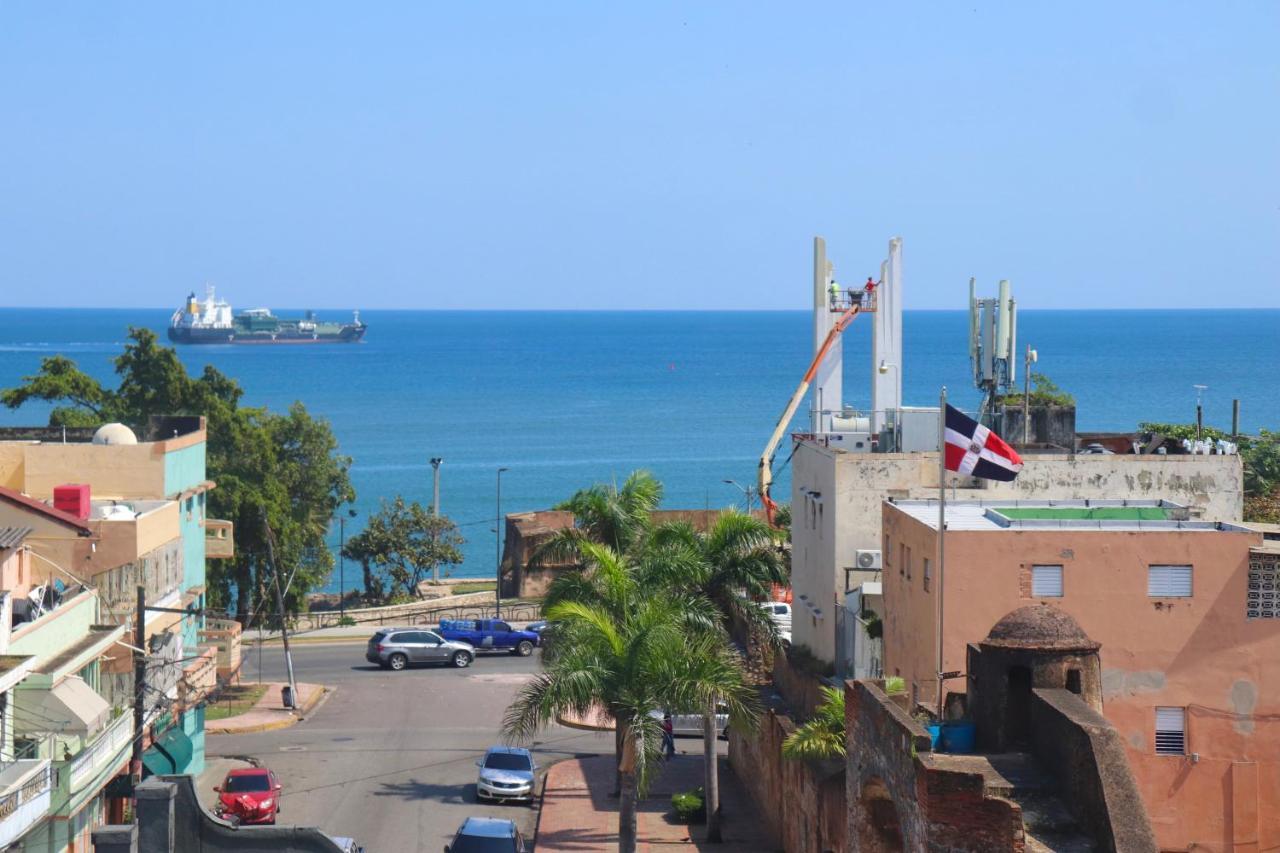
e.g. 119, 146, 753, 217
923, 558, 931, 592
883, 537, 891, 568
1148, 565, 1193, 598
1032, 565, 1064, 597
1155, 707, 1186, 755
904, 546, 912, 581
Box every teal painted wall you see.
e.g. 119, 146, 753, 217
163, 442, 207, 647
162, 442, 206, 496
183, 705, 206, 776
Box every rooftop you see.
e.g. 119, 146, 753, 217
888, 499, 1253, 533
0, 486, 93, 535
0, 526, 33, 551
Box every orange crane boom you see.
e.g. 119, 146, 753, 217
758, 286, 875, 524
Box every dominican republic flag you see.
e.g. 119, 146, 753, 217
944, 404, 1023, 482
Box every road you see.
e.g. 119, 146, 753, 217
208, 640, 613, 852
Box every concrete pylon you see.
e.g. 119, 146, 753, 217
871, 237, 903, 435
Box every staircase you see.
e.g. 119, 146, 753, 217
928, 752, 1096, 852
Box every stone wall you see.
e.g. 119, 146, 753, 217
291, 591, 539, 631
773, 652, 832, 720
728, 709, 845, 853
845, 679, 1025, 853
1030, 689, 1157, 853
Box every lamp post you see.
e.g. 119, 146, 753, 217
1194, 385, 1208, 440
430, 457, 444, 584
339, 509, 357, 619
1023, 345, 1037, 447
722, 479, 755, 513
496, 467, 510, 619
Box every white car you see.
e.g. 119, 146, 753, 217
475, 746, 537, 803
759, 601, 792, 633
651, 707, 730, 739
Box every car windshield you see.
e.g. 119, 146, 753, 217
224, 774, 270, 792
452, 835, 516, 853
484, 753, 532, 771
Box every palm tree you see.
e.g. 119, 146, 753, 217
503, 553, 755, 853
532, 469, 663, 565
647, 509, 787, 843
781, 685, 846, 760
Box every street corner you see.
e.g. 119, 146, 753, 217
204, 681, 334, 735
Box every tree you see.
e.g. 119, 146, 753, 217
1, 327, 355, 622
646, 509, 786, 842
341, 496, 465, 601
503, 544, 755, 853
781, 685, 846, 761
532, 470, 663, 566
1139, 422, 1280, 523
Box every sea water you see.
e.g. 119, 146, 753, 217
0, 308, 1276, 589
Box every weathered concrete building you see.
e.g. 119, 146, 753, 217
880, 498, 1278, 851
790, 444, 1243, 664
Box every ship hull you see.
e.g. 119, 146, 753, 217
168, 324, 366, 345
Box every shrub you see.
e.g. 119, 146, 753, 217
1000, 373, 1075, 407
336, 615, 357, 627
787, 643, 836, 678
671, 788, 706, 823
884, 676, 905, 695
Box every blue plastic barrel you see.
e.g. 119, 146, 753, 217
941, 721, 976, 754
925, 723, 942, 750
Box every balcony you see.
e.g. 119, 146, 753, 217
0, 759, 51, 848
200, 617, 242, 680
204, 519, 234, 559
66, 711, 132, 796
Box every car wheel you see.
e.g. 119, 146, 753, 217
514, 640, 534, 657
452, 651, 472, 668
388, 653, 408, 671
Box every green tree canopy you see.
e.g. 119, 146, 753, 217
341, 496, 465, 600
1, 327, 354, 622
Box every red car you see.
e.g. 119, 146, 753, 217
213, 768, 282, 825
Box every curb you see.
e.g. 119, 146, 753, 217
554, 713, 615, 733
206, 686, 334, 735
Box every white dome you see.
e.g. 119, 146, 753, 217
92, 423, 137, 446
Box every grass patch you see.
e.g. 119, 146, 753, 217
450, 581, 496, 594
205, 683, 269, 721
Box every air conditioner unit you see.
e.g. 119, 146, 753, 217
854, 549, 882, 570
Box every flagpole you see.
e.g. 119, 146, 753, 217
937, 386, 947, 720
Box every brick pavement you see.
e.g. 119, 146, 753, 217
537, 752, 776, 852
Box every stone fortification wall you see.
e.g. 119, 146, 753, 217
292, 591, 541, 631
1030, 688, 1157, 853
728, 709, 845, 853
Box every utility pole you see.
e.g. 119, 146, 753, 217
430, 458, 443, 584
495, 467, 509, 619
132, 584, 146, 783
263, 515, 298, 710
1194, 385, 1208, 440
1023, 345, 1037, 447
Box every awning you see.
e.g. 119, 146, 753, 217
14, 676, 111, 735
141, 726, 194, 776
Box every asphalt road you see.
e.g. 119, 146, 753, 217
208, 641, 613, 852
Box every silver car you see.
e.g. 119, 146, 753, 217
366, 628, 474, 670
475, 746, 536, 803
651, 707, 730, 738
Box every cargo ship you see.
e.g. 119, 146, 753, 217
167, 286, 367, 345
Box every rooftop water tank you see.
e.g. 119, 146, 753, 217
92, 423, 137, 445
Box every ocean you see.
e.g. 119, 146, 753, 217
0, 308, 1276, 591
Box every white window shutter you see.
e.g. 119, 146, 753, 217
1148, 565, 1193, 598
1155, 707, 1186, 755
1032, 565, 1064, 597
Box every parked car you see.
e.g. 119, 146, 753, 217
213, 767, 282, 825
438, 619, 539, 656
650, 706, 730, 739
365, 628, 475, 670
327, 838, 365, 853
759, 601, 792, 632
445, 816, 528, 853
475, 745, 537, 803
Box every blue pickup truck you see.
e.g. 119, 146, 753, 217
438, 619, 539, 656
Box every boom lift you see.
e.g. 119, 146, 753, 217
758, 279, 878, 524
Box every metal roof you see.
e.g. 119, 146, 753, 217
0, 486, 93, 534
0, 526, 32, 550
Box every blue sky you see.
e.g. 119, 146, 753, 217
1, 3, 1276, 310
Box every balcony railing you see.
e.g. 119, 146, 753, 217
0, 760, 52, 848
68, 712, 132, 793
205, 519, 234, 559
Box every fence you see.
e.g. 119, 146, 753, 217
291, 593, 542, 632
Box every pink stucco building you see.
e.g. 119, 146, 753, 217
880, 498, 1279, 852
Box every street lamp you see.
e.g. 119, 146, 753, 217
1193, 385, 1208, 440
339, 509, 357, 619
722, 479, 755, 513
430, 457, 443, 516
495, 467, 510, 619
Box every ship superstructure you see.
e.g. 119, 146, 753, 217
167, 285, 366, 345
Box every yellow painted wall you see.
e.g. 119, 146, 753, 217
0, 444, 27, 491
21, 443, 166, 500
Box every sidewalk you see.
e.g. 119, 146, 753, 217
205, 682, 330, 734
537, 754, 775, 852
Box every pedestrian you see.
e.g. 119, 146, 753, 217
829, 279, 840, 307
662, 714, 675, 760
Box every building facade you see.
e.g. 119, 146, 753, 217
880, 498, 1278, 851
789, 442, 1243, 663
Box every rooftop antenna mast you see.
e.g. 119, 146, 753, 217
969, 278, 1017, 424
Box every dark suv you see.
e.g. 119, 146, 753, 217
445, 817, 527, 853
365, 628, 474, 670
